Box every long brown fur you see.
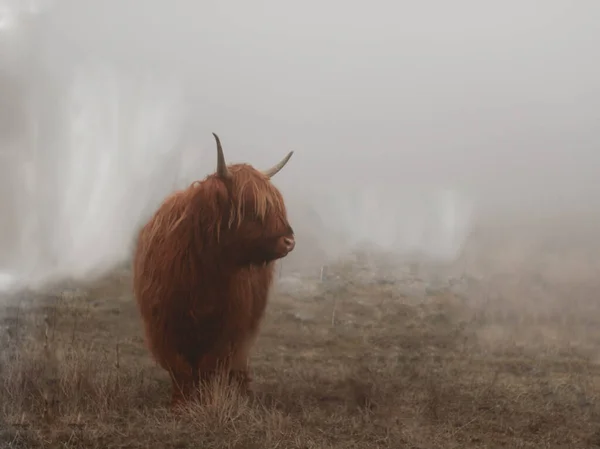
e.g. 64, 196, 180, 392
133, 160, 295, 407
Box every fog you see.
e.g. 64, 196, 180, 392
0, 0, 599, 290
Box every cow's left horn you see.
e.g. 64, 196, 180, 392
212, 133, 231, 179
262, 151, 294, 179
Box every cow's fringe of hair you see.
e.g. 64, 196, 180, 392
226, 165, 286, 229
145, 165, 286, 246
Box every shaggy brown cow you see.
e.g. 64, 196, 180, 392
133, 133, 295, 407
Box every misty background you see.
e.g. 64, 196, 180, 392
0, 0, 599, 289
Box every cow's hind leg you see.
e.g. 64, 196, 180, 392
197, 348, 248, 396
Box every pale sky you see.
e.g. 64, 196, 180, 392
0, 0, 599, 283
36, 1, 600, 203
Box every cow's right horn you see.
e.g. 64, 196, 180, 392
262, 151, 294, 179
212, 133, 231, 178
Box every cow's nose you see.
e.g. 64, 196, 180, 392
283, 236, 295, 252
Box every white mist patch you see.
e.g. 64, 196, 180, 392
288, 184, 473, 265
0, 7, 189, 289
0, 272, 19, 293
45, 65, 187, 282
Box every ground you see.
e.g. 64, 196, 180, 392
1, 227, 600, 448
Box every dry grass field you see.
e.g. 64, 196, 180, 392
1, 222, 600, 448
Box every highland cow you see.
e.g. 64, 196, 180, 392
133, 133, 295, 407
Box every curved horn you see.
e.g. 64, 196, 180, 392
262, 151, 294, 179
212, 132, 230, 178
